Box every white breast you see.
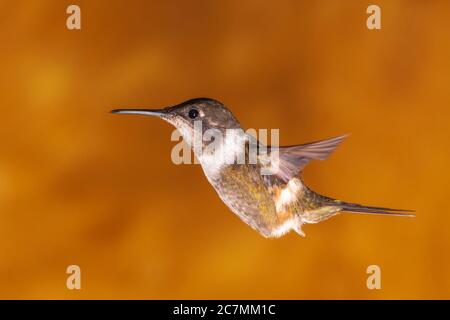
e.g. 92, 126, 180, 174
197, 130, 247, 179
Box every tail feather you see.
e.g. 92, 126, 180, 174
335, 201, 415, 217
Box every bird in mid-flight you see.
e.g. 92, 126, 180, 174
111, 98, 413, 238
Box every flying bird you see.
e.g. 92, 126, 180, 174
111, 98, 413, 238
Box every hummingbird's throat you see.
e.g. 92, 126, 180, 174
165, 119, 281, 178
195, 128, 248, 178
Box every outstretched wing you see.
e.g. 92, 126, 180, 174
260, 134, 348, 183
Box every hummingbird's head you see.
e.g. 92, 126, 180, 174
111, 98, 241, 147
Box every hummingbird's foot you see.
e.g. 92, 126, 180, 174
294, 224, 305, 237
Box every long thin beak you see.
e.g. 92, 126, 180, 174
110, 108, 166, 117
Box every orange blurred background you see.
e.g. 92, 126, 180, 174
0, 0, 449, 299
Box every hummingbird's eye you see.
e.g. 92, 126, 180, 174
188, 108, 199, 119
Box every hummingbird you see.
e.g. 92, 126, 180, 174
111, 98, 413, 238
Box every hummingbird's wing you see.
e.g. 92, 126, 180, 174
258, 134, 347, 229
209, 134, 346, 237
261, 134, 348, 183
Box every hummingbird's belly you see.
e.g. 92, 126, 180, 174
207, 164, 281, 237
